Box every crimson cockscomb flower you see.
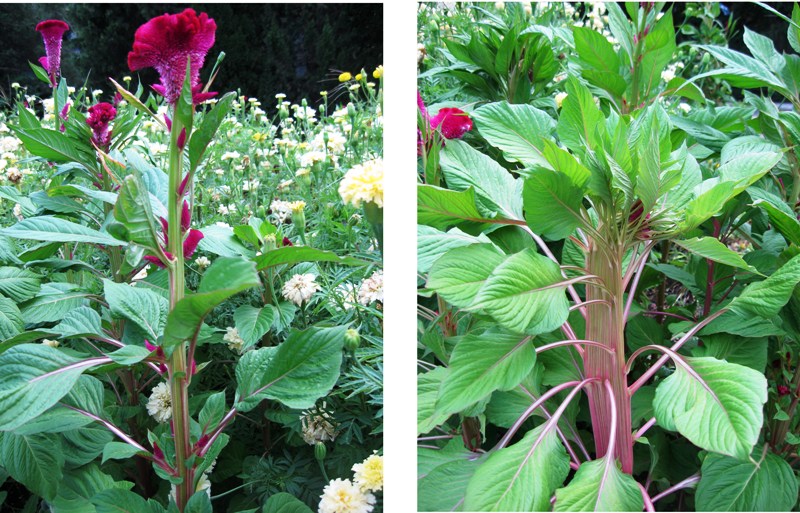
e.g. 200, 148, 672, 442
86, 102, 117, 149
430, 108, 473, 139
127, 8, 217, 105
35, 19, 69, 86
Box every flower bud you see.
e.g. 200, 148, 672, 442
344, 328, 360, 352
314, 441, 327, 461
347, 103, 356, 118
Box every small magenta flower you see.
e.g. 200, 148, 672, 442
35, 19, 69, 86
86, 102, 117, 150
430, 108, 473, 139
144, 200, 204, 268
127, 8, 217, 105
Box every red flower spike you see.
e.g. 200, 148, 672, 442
127, 9, 216, 104
177, 127, 187, 151
282, 237, 293, 247
779, 385, 791, 396
35, 20, 69, 85
190, 359, 197, 376
144, 255, 167, 269
181, 201, 191, 232
144, 339, 157, 352
86, 102, 117, 149
183, 229, 204, 258
38, 56, 49, 72
60, 102, 70, 120
194, 434, 209, 452
417, 91, 429, 121
164, 114, 172, 132
178, 173, 190, 197
152, 441, 164, 460
158, 363, 167, 374
430, 108, 473, 140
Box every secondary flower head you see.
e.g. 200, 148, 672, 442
146, 382, 172, 423
339, 72, 352, 82
339, 158, 384, 208
36, 20, 69, 85
282, 273, 320, 306
223, 326, 247, 354
319, 478, 376, 513
430, 108, 473, 139
358, 270, 384, 305
300, 402, 338, 445
86, 102, 117, 149
128, 8, 217, 104
352, 452, 383, 493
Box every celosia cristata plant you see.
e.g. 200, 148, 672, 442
0, 8, 383, 512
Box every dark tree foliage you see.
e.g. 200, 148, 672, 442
0, 3, 383, 107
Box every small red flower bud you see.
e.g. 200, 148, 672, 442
779, 385, 791, 396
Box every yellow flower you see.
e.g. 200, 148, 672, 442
352, 452, 383, 493
339, 72, 352, 82
355, 73, 363, 81
289, 200, 306, 213
373, 65, 383, 79
252, 132, 268, 142
339, 158, 383, 208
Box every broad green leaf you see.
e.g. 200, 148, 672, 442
91, 488, 150, 513
541, 139, 591, 187
417, 225, 492, 274
51, 464, 134, 513
110, 78, 165, 130
162, 257, 260, 349
53, 306, 103, 338
233, 305, 275, 349
101, 442, 146, 464
573, 27, 626, 97
254, 246, 366, 271
523, 168, 587, 240
440, 140, 524, 219
270, 302, 297, 333
727, 253, 800, 318
680, 180, 736, 232
435, 333, 536, 417
653, 356, 766, 460
673, 237, 761, 274
694, 334, 767, 373
62, 424, 113, 468
557, 79, 605, 155
750, 190, 800, 246
418, 185, 489, 230
189, 92, 236, 172
696, 450, 797, 511
465, 424, 570, 511
419, 454, 482, 512
1, 432, 63, 501
743, 27, 784, 72
184, 491, 212, 513
472, 247, 570, 335
114, 173, 161, 252
199, 391, 226, 431
0, 216, 126, 246
554, 457, 643, 512
472, 102, 555, 167
235, 326, 344, 411
262, 492, 314, 513
0, 344, 102, 431
104, 280, 168, 341
697, 45, 789, 94
0, 267, 41, 302
0, 297, 23, 341
107, 345, 152, 365
10, 126, 95, 169
427, 244, 505, 309
197, 224, 254, 257
20, 283, 89, 324
790, 4, 800, 54
418, 367, 450, 435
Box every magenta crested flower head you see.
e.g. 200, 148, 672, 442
86, 102, 117, 150
127, 8, 217, 105
35, 19, 70, 86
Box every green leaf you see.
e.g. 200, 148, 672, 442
419, 452, 482, 512
673, 237, 761, 275
101, 442, 146, 464
693, 333, 767, 373
10, 126, 95, 169
427, 244, 506, 309
472, 247, 570, 335
0, 344, 102, 431
554, 456, 644, 512
233, 305, 275, 350
53, 306, 103, 339
199, 391, 226, 431
0, 297, 23, 341
262, 492, 314, 513
557, 79, 605, 155
20, 282, 89, 324
0, 216, 126, 246
254, 247, 366, 271
465, 424, 570, 511
697, 45, 789, 94
184, 491, 212, 513
727, 253, 800, 318
440, 140, 524, 220
418, 367, 450, 435
417, 225, 492, 274
114, 173, 161, 252
523, 168, 587, 240
653, 356, 767, 460
0, 267, 41, 302
189, 92, 236, 172
751, 193, 800, 246
51, 463, 134, 513
104, 280, 168, 341
472, 102, 555, 167
91, 488, 150, 513
107, 345, 152, 365
436, 333, 536, 417
162, 258, 260, 349
696, 450, 797, 511
1, 432, 63, 501
197, 224, 254, 257
789, 4, 800, 54
235, 326, 344, 411
109, 78, 166, 130
417, 185, 489, 230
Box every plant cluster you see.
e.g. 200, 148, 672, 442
418, 2, 800, 511
0, 8, 383, 513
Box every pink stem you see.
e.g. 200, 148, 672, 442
628, 308, 727, 394
639, 482, 656, 512
30, 357, 112, 382
198, 407, 237, 458
634, 417, 657, 440
62, 403, 148, 453
650, 474, 700, 504
624, 243, 654, 321
536, 339, 616, 355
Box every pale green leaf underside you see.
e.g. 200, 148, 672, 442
554, 457, 643, 512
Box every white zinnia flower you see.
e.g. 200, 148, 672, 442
318, 478, 375, 513
146, 382, 172, 423
357, 270, 383, 306
282, 273, 320, 306
339, 158, 383, 208
41, 339, 59, 348
223, 327, 247, 354
195, 256, 211, 269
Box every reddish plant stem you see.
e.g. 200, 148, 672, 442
650, 474, 701, 504
703, 219, 722, 317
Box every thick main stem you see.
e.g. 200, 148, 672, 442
584, 241, 634, 473
167, 112, 193, 510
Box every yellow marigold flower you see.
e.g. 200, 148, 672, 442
339, 158, 383, 208
252, 132, 268, 142
352, 452, 383, 493
339, 72, 352, 82
289, 200, 306, 213
373, 65, 383, 79
355, 73, 363, 81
